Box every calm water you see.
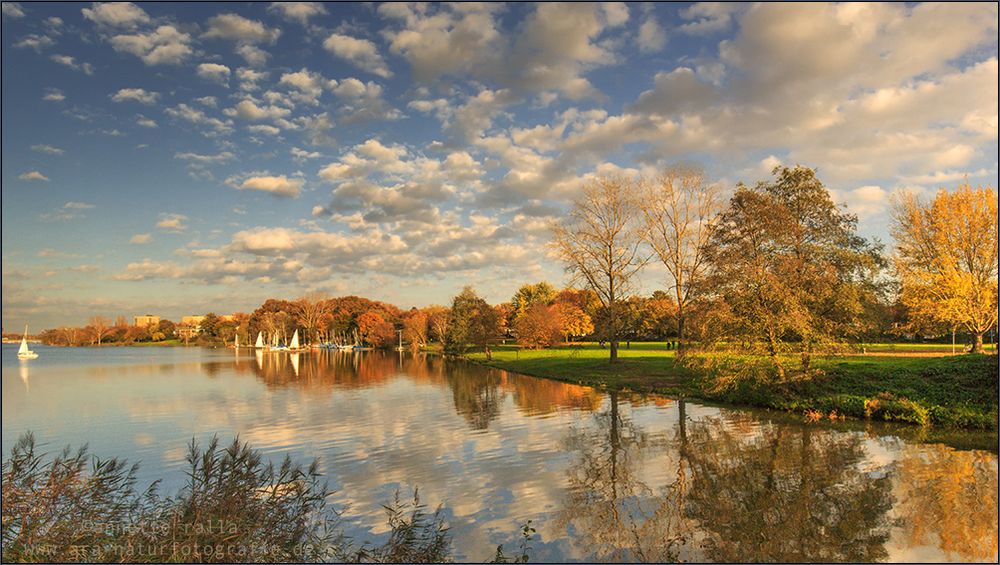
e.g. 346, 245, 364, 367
3, 344, 997, 562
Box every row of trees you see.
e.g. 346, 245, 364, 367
552, 165, 997, 366
37, 169, 995, 364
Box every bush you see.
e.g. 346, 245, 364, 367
2, 433, 533, 563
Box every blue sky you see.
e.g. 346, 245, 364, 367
2, 1, 998, 330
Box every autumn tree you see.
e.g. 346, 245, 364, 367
552, 176, 648, 362
552, 302, 594, 342
891, 184, 998, 353
510, 282, 557, 323
293, 293, 330, 345
515, 303, 563, 349
402, 308, 430, 350
357, 311, 395, 348
705, 166, 883, 377
199, 313, 222, 337
641, 165, 721, 353
444, 287, 500, 359
88, 316, 111, 346
425, 306, 451, 345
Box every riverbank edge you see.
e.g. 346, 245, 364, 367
451, 348, 998, 431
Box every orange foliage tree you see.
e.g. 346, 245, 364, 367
357, 311, 395, 348
515, 303, 563, 349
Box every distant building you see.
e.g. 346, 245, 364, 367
181, 315, 206, 326
176, 326, 200, 340
134, 315, 161, 327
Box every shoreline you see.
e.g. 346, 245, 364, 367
457, 343, 999, 431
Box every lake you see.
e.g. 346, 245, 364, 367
2, 344, 997, 562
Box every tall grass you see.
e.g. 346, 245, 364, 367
1, 433, 532, 563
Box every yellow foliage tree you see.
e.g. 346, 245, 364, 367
891, 184, 998, 353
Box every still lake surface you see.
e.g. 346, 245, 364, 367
3, 344, 997, 562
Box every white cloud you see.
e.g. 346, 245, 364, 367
63, 201, 95, 209
135, 114, 158, 128
637, 18, 666, 53
291, 147, 322, 162
13, 34, 55, 52
678, 2, 741, 35
165, 104, 234, 135
235, 44, 269, 67
601, 2, 630, 27
203, 13, 280, 44
2, 2, 25, 18
42, 88, 65, 102
279, 68, 333, 105
173, 151, 235, 164
39, 202, 94, 222
110, 25, 193, 65
236, 67, 269, 91
110, 87, 159, 105
30, 144, 64, 155
194, 96, 218, 107
267, 2, 326, 25
229, 174, 303, 197
50, 54, 95, 74
196, 62, 231, 86
831, 185, 889, 219
81, 2, 149, 28
156, 213, 188, 232
224, 99, 292, 121
247, 124, 281, 136
130, 233, 152, 244
323, 33, 393, 78
19, 171, 50, 181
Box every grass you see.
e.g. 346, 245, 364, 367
127, 339, 184, 347
465, 342, 999, 430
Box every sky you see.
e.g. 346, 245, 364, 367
2, 1, 998, 331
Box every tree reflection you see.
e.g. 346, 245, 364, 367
445, 365, 503, 430
684, 420, 894, 562
894, 443, 998, 561
555, 392, 689, 562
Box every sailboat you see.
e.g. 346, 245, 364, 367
18, 325, 38, 359
288, 329, 301, 352
254, 331, 264, 349
232, 332, 240, 349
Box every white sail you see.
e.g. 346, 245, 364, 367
255, 331, 264, 348
18, 324, 37, 359
289, 329, 300, 350
234, 332, 239, 348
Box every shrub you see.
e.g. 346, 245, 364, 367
1, 433, 533, 563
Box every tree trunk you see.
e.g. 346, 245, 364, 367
610, 340, 619, 363
973, 332, 984, 354
676, 314, 685, 357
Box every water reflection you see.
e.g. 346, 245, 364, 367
684, 417, 894, 562
2, 346, 996, 563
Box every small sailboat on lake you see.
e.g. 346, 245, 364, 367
18, 325, 38, 360
254, 331, 264, 349
288, 329, 305, 352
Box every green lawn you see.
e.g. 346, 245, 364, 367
465, 342, 999, 430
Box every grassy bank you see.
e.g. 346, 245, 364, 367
465, 343, 998, 430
